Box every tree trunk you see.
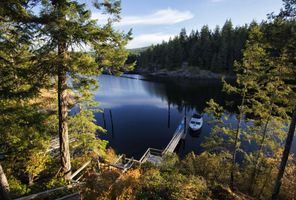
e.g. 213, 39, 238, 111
230, 116, 241, 190
28, 174, 34, 186
58, 43, 71, 180
53, 0, 71, 180
249, 115, 271, 193
271, 107, 296, 200
230, 90, 246, 190
257, 167, 272, 198
0, 163, 11, 200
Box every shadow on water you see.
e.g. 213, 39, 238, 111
188, 128, 202, 138
92, 74, 295, 160
93, 74, 230, 159
175, 128, 202, 156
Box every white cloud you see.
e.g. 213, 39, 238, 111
127, 32, 174, 49
119, 8, 194, 26
92, 8, 194, 26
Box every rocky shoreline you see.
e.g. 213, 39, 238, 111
137, 68, 235, 80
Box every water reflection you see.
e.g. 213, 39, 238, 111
93, 74, 225, 159
142, 76, 226, 112
91, 74, 296, 160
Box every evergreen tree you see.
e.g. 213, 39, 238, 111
199, 25, 212, 69
134, 20, 248, 73
1, 0, 132, 180
210, 26, 222, 71
179, 28, 188, 61
220, 20, 234, 72
38, 0, 130, 179
202, 24, 291, 190
0, 4, 50, 197
233, 25, 290, 195
270, 1, 296, 198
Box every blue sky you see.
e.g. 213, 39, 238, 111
84, 0, 283, 48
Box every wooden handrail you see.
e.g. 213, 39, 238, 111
125, 158, 141, 163
47, 138, 77, 153
139, 148, 151, 163
14, 158, 93, 200
114, 155, 123, 164
54, 192, 79, 200
70, 160, 91, 180
14, 183, 81, 200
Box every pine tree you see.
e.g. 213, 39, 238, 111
133, 21, 248, 74
204, 91, 248, 190
267, 1, 296, 198
232, 25, 290, 195
2, 0, 132, 180
202, 25, 289, 190
47, 0, 131, 179
0, 4, 50, 197
220, 20, 234, 72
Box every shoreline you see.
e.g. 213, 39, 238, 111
135, 68, 236, 81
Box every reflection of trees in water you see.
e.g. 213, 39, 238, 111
142, 76, 230, 112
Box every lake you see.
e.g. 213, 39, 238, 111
93, 74, 224, 159
93, 74, 296, 160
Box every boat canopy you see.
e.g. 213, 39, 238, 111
192, 113, 202, 118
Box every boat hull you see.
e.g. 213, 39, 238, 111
189, 124, 202, 131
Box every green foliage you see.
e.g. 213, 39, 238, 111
136, 170, 210, 200
8, 176, 30, 197
0, 1, 295, 199
180, 152, 232, 184
81, 152, 252, 200
82, 169, 121, 199
0, 101, 51, 190
133, 20, 248, 73
0, 0, 131, 197
45, 178, 68, 190
133, 155, 211, 200
159, 153, 180, 173
202, 22, 294, 192
69, 107, 108, 157
128, 47, 149, 55
0, 20, 49, 100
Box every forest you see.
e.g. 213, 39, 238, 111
0, 0, 296, 200
130, 20, 248, 73
130, 17, 293, 75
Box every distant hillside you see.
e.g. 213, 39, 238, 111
128, 47, 150, 55
128, 20, 252, 74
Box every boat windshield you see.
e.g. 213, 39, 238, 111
192, 114, 202, 118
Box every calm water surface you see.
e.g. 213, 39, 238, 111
93, 74, 296, 159
93, 74, 226, 159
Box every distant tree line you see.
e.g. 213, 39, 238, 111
129, 20, 261, 73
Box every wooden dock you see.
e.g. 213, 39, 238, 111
115, 116, 190, 167
163, 117, 189, 154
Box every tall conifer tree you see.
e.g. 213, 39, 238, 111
1, 0, 132, 180
270, 1, 296, 198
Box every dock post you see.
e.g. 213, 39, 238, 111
109, 109, 114, 138
184, 106, 187, 135
102, 110, 106, 129
168, 102, 171, 128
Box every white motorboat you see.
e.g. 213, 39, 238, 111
189, 114, 203, 131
